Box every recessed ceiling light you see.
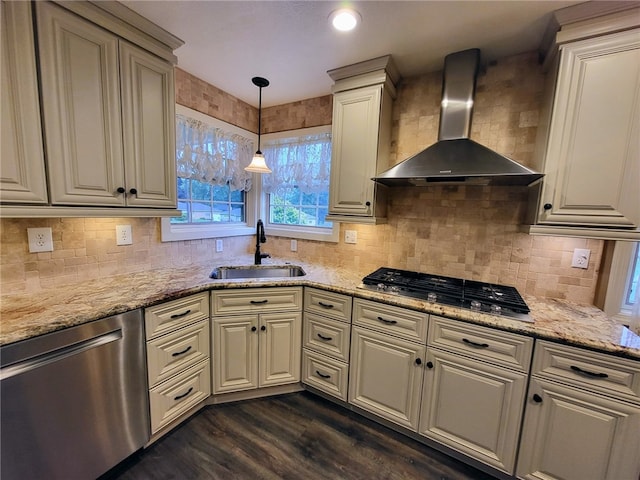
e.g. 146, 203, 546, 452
329, 8, 361, 32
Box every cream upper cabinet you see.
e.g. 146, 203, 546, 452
0, 1, 48, 204
517, 341, 640, 480
326, 56, 398, 224
36, 2, 176, 208
531, 24, 640, 239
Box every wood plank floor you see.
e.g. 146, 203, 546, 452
107, 392, 497, 480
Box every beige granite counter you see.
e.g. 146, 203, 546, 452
1, 256, 639, 359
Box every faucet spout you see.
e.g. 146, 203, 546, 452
254, 219, 270, 265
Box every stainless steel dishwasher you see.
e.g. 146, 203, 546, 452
0, 309, 150, 479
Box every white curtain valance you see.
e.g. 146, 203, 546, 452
175, 114, 254, 192
261, 133, 332, 194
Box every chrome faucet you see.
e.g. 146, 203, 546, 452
254, 219, 270, 265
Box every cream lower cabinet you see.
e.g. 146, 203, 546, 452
145, 293, 211, 436
348, 299, 428, 430
517, 340, 640, 480
211, 288, 303, 394
302, 288, 353, 401
35, 1, 176, 209
419, 316, 533, 474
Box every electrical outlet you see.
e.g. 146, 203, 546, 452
571, 248, 590, 269
290, 239, 298, 252
116, 225, 133, 246
344, 230, 357, 244
27, 227, 53, 253
216, 239, 223, 252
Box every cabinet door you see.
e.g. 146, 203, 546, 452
212, 315, 258, 393
349, 326, 425, 430
0, 1, 48, 204
259, 312, 302, 387
539, 29, 640, 228
419, 349, 527, 474
329, 86, 382, 217
517, 378, 640, 480
119, 41, 176, 207
37, 2, 125, 206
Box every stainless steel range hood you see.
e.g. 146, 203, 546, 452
373, 49, 543, 187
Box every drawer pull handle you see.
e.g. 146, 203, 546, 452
174, 387, 193, 401
462, 338, 489, 348
570, 365, 608, 379
318, 301, 334, 309
315, 370, 331, 379
250, 299, 269, 305
377, 316, 398, 325
532, 393, 543, 403
170, 309, 191, 319
171, 345, 192, 357
317, 333, 333, 341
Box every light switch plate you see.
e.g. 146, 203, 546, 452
290, 239, 298, 252
27, 227, 53, 253
571, 248, 590, 269
116, 225, 133, 246
216, 239, 223, 252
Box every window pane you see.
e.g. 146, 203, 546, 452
213, 185, 230, 201
301, 192, 317, 205
177, 178, 189, 199
625, 243, 640, 306
191, 180, 212, 201
230, 189, 243, 202
300, 208, 317, 225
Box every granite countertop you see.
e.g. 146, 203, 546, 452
1, 256, 639, 359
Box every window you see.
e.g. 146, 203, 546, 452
161, 105, 257, 241
603, 241, 640, 332
261, 126, 338, 242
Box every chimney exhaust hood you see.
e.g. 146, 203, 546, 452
373, 49, 543, 187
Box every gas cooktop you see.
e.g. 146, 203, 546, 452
359, 267, 532, 322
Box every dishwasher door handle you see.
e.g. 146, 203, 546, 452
0, 330, 122, 380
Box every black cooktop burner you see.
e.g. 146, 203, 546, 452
360, 267, 531, 321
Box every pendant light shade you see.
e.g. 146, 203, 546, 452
245, 76, 272, 174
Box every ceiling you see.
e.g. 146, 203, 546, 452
122, 0, 582, 108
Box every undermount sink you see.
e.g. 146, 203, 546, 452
210, 265, 306, 280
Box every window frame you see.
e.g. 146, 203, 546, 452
603, 241, 639, 327
260, 125, 338, 243
161, 105, 258, 242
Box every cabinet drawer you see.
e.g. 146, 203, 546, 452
302, 349, 349, 401
428, 316, 533, 373
353, 298, 428, 343
212, 287, 302, 315
303, 313, 351, 362
533, 340, 640, 403
304, 288, 352, 323
147, 319, 210, 387
145, 292, 209, 340
149, 359, 210, 434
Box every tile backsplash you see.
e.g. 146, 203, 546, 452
0, 51, 604, 303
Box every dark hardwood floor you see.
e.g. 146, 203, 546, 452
108, 392, 497, 480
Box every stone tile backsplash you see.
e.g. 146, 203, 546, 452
1, 52, 604, 304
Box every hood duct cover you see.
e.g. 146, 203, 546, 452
373, 48, 543, 187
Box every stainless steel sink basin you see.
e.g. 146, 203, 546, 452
210, 265, 306, 279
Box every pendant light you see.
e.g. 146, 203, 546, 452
244, 76, 272, 174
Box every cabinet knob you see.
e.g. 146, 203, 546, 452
365, 201, 371, 207
415, 358, 422, 365
116, 187, 126, 194
260, 325, 266, 331
543, 203, 552, 211
426, 361, 434, 369
532, 393, 543, 403
251, 326, 257, 332
129, 188, 138, 196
